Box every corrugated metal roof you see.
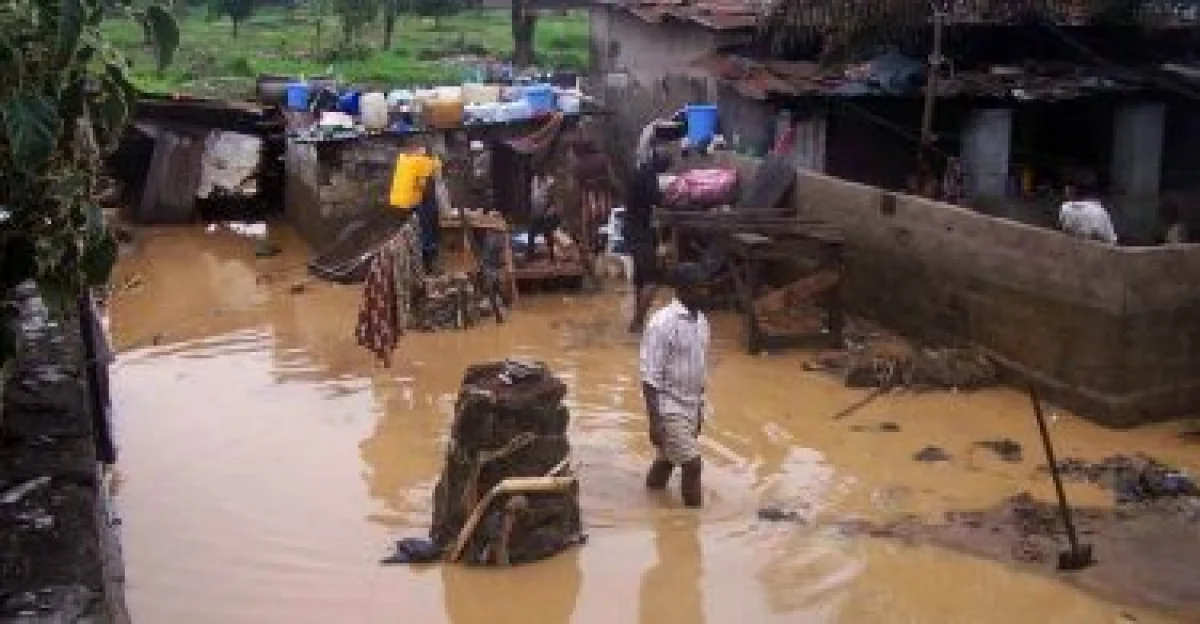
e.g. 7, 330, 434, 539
689, 52, 1149, 101
598, 0, 762, 31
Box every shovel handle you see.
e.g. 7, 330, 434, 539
1029, 387, 1084, 554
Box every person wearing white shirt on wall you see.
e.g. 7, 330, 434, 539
1059, 181, 1118, 244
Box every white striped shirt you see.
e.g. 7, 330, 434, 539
639, 299, 709, 413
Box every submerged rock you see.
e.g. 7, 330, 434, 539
914, 446, 951, 462
975, 438, 1023, 463
757, 507, 804, 523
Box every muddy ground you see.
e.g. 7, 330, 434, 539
834, 455, 1200, 620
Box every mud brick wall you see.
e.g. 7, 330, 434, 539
284, 136, 418, 250
757, 164, 1200, 427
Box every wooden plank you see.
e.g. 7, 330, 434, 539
440, 213, 509, 231
753, 269, 841, 317
514, 263, 585, 281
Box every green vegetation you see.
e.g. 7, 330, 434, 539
102, 8, 590, 97
210, 0, 259, 38
1, 0, 178, 366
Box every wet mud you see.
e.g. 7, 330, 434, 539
106, 225, 1200, 623
838, 490, 1200, 621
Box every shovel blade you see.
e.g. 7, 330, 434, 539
1056, 544, 1094, 571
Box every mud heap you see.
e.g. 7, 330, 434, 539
810, 342, 998, 391
1043, 453, 1198, 503
430, 360, 583, 566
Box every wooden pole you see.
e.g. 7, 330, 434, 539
917, 10, 945, 185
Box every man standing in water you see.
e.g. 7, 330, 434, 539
640, 263, 710, 508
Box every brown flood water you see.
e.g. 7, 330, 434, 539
107, 224, 1198, 624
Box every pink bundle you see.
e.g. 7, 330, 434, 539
663, 168, 739, 208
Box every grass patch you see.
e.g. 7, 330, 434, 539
103, 8, 590, 98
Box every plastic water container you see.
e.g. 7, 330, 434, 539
502, 100, 533, 122
685, 104, 719, 145
522, 84, 556, 114
558, 94, 581, 115
387, 89, 413, 108
462, 83, 501, 105
434, 86, 462, 101
360, 92, 388, 131
337, 91, 361, 116
285, 82, 310, 111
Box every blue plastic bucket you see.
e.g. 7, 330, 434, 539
337, 91, 362, 116
685, 104, 719, 145
285, 82, 310, 111
522, 84, 556, 114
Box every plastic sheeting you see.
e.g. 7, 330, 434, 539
196, 131, 263, 199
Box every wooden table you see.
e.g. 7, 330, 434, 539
439, 212, 519, 305
659, 211, 845, 355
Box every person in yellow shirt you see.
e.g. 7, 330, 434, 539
389, 149, 441, 212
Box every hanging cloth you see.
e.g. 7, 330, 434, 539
357, 219, 426, 366
505, 112, 566, 168
356, 244, 400, 367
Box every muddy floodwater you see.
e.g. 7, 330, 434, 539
106, 225, 1199, 623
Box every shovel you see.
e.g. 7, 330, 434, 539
1028, 387, 1094, 571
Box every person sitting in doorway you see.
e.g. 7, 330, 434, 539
572, 137, 615, 286
1160, 198, 1189, 244
526, 173, 561, 262
1059, 180, 1118, 244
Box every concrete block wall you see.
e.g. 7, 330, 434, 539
731, 160, 1200, 427
284, 136, 416, 250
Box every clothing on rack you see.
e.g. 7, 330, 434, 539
356, 243, 400, 367
356, 220, 424, 366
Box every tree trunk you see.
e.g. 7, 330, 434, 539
511, 0, 537, 68
232, 17, 240, 39
383, 3, 397, 50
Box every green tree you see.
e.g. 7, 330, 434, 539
511, 0, 536, 67
411, 0, 462, 31
381, 0, 398, 50
211, 0, 256, 38
0, 0, 178, 368
311, 0, 330, 53
333, 0, 378, 43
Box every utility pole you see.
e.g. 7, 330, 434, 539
917, 8, 946, 191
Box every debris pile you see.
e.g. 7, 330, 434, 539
429, 360, 583, 566
809, 340, 998, 391
753, 270, 841, 335
413, 273, 500, 331
1042, 454, 1198, 504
